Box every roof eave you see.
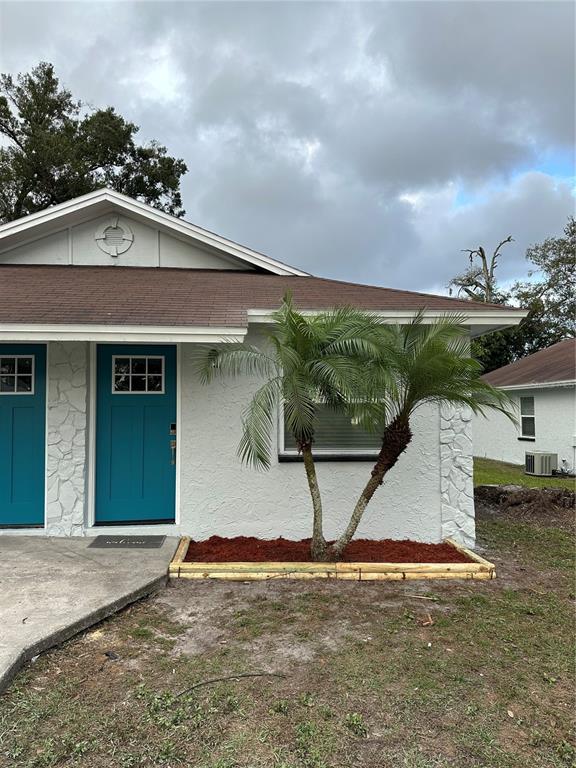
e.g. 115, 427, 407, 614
247, 307, 528, 335
491, 380, 576, 391
0, 323, 248, 343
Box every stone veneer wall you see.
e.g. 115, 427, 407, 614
439, 403, 475, 547
46, 342, 88, 535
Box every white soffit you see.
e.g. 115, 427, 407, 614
247, 308, 528, 336
0, 324, 247, 343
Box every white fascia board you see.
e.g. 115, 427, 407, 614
0, 324, 247, 343
497, 380, 576, 391
247, 307, 528, 327
0, 188, 308, 277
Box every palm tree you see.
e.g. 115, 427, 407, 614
197, 294, 384, 560
326, 313, 514, 559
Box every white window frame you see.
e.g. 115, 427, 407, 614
278, 401, 381, 458
0, 354, 35, 396
519, 395, 536, 438
111, 355, 165, 395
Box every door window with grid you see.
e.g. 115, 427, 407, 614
112, 356, 165, 393
0, 356, 34, 394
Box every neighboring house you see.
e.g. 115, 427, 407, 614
0, 190, 525, 546
474, 339, 576, 471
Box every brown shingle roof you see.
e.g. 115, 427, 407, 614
0, 264, 513, 328
484, 339, 576, 387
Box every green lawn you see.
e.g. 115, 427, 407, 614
474, 457, 575, 490
1, 510, 574, 768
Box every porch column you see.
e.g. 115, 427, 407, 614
440, 403, 475, 547
46, 342, 88, 536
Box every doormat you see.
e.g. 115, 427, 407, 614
88, 535, 166, 549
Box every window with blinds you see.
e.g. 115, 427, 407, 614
520, 396, 535, 437
282, 403, 382, 455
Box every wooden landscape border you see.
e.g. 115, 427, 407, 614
168, 537, 496, 581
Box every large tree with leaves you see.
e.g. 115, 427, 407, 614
0, 62, 187, 223
512, 217, 576, 347
200, 298, 511, 561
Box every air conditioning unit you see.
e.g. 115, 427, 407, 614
525, 451, 558, 477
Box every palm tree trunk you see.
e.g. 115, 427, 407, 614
328, 415, 412, 560
300, 442, 327, 560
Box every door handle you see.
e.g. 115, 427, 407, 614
170, 439, 176, 465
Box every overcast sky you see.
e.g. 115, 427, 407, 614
0, 1, 574, 292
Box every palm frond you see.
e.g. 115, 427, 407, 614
237, 377, 283, 470
195, 343, 278, 384
283, 370, 317, 445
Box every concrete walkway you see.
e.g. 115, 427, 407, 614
0, 536, 179, 693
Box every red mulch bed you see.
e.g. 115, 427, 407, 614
183, 536, 473, 564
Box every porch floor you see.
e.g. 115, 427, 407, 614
0, 535, 179, 693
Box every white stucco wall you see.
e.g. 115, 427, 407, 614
178, 334, 473, 545
473, 386, 576, 470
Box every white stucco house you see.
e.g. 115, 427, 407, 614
474, 339, 576, 473
0, 190, 526, 547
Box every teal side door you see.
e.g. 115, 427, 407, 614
0, 344, 46, 527
95, 345, 177, 525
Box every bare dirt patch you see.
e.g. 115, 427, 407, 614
476, 485, 575, 533
156, 579, 412, 671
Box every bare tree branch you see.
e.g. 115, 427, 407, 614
450, 236, 514, 302
176, 672, 286, 698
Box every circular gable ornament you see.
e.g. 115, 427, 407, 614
95, 217, 134, 257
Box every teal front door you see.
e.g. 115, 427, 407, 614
0, 344, 46, 527
95, 345, 177, 525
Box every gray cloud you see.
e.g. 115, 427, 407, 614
403, 171, 575, 294
367, 1, 576, 145
0, 1, 573, 292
